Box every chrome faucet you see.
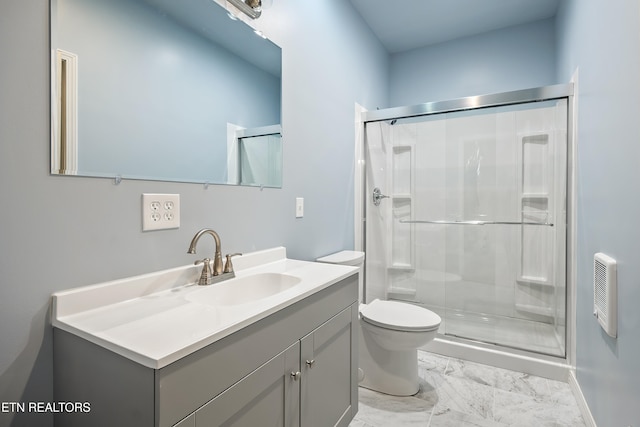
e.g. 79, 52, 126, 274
187, 229, 242, 285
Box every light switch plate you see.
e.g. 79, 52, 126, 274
295, 197, 304, 218
142, 193, 180, 231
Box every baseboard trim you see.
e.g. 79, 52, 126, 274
568, 370, 597, 427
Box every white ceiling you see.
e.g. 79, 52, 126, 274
349, 0, 561, 53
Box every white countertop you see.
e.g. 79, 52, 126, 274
51, 247, 357, 369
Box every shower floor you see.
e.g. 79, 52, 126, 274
405, 301, 565, 357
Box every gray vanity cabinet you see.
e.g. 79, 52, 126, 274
190, 305, 356, 427
54, 274, 358, 427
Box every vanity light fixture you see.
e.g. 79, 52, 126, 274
227, 0, 262, 19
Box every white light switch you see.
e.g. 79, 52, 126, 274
295, 197, 304, 218
142, 193, 180, 231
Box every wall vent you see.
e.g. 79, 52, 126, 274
593, 253, 617, 338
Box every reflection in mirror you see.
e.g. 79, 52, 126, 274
50, 0, 282, 186
227, 125, 282, 187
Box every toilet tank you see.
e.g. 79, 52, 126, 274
317, 251, 365, 302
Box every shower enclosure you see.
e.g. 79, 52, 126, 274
362, 85, 571, 358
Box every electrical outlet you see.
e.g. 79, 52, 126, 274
142, 193, 180, 231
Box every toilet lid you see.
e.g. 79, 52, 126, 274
316, 250, 365, 266
360, 299, 441, 332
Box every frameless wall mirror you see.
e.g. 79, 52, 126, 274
50, 0, 282, 187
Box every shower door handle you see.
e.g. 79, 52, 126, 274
373, 187, 389, 206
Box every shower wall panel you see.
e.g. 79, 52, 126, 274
364, 121, 390, 303
414, 118, 447, 310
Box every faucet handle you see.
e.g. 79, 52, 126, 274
223, 253, 243, 274
194, 258, 212, 286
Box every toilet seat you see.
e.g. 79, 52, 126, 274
360, 299, 441, 332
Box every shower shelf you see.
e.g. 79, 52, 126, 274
522, 193, 549, 199
522, 211, 549, 222
392, 194, 411, 200
388, 263, 414, 271
387, 286, 417, 299
517, 277, 553, 288
515, 303, 554, 318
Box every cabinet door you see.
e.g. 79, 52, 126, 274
195, 342, 300, 427
300, 305, 356, 427
173, 414, 195, 427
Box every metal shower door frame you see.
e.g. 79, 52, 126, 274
363, 83, 573, 124
360, 82, 575, 361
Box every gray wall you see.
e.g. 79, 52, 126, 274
0, 0, 388, 425
389, 19, 557, 106
557, 1, 640, 425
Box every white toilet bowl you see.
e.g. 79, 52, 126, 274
358, 299, 441, 396
316, 251, 442, 397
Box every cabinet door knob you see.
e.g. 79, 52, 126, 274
290, 371, 301, 381
305, 359, 315, 368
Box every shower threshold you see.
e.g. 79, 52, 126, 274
415, 302, 570, 380
395, 300, 566, 358
444, 310, 565, 358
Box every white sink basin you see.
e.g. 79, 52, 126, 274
186, 272, 302, 306
51, 247, 358, 368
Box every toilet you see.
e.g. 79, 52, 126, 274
317, 251, 441, 396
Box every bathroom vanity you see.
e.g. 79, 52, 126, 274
51, 248, 358, 427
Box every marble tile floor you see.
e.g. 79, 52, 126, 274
350, 351, 586, 427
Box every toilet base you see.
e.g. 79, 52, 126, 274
358, 323, 421, 396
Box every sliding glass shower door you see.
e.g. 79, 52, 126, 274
364, 96, 568, 357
